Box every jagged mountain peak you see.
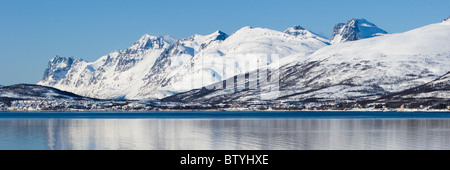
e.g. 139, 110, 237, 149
292, 25, 306, 30
128, 34, 173, 51
50, 55, 72, 63
41, 55, 85, 85
50, 55, 83, 63
284, 25, 306, 34
331, 18, 388, 44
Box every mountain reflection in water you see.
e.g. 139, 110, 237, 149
1, 118, 450, 150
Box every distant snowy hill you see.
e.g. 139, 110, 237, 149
331, 19, 388, 44
163, 19, 450, 104
0, 84, 93, 105
38, 26, 329, 99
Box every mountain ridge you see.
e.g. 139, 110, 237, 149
38, 25, 329, 99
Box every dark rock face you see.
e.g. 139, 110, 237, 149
331, 22, 358, 42
443, 17, 450, 22
284, 25, 306, 36
215, 31, 228, 41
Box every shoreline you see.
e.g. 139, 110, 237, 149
1, 109, 449, 113
1, 110, 450, 120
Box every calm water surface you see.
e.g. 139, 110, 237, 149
1, 112, 450, 150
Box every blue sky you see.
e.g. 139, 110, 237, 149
0, 0, 449, 85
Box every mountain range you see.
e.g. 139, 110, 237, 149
31, 18, 450, 106
38, 24, 331, 99
163, 18, 450, 105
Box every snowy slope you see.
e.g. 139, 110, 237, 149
389, 71, 450, 99
39, 26, 329, 100
361, 72, 450, 108
284, 25, 330, 44
164, 19, 450, 104
331, 19, 388, 44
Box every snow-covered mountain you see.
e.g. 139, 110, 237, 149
163, 19, 450, 104
38, 26, 329, 99
330, 19, 388, 44
39, 34, 175, 99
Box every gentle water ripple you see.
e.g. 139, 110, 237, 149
1, 112, 450, 150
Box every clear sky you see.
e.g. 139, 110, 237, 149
0, 0, 449, 86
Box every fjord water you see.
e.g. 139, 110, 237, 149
1, 112, 450, 150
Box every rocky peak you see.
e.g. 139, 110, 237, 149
41, 56, 81, 83
443, 16, 450, 23
128, 34, 172, 51
284, 25, 306, 36
331, 18, 388, 44
213, 30, 228, 41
